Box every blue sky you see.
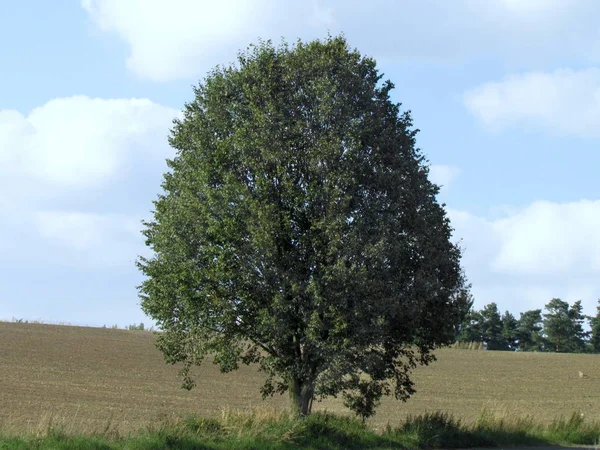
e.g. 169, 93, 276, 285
2, 0, 600, 327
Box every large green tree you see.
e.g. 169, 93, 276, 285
137, 36, 468, 418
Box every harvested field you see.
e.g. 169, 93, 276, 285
1, 321, 600, 434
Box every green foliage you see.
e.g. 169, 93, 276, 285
3, 410, 600, 449
126, 323, 145, 331
501, 311, 518, 350
516, 309, 543, 351
137, 35, 467, 419
456, 298, 596, 354
451, 290, 474, 338
543, 412, 600, 445
480, 303, 506, 350
456, 306, 543, 352
543, 299, 588, 353
456, 303, 511, 351
568, 300, 589, 351
396, 412, 497, 448
341, 380, 385, 423
589, 299, 600, 353
456, 310, 483, 343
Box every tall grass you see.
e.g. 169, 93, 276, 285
1, 408, 599, 449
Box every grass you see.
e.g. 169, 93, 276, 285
2, 321, 600, 444
1, 408, 600, 449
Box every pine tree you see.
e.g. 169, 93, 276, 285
501, 311, 518, 351
543, 299, 587, 353
516, 309, 543, 352
457, 309, 483, 343
480, 303, 506, 350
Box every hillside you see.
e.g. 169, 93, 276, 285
1, 321, 599, 434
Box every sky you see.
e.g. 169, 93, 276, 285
2, 0, 600, 327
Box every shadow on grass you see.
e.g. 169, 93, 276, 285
290, 413, 399, 449
391, 410, 600, 449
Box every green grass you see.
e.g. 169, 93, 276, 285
2, 409, 600, 450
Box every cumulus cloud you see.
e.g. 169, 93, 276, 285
82, 0, 334, 81
0, 95, 182, 324
82, 0, 600, 81
0, 96, 179, 270
33, 211, 144, 267
463, 68, 600, 137
451, 200, 600, 276
491, 200, 600, 274
449, 200, 600, 315
428, 165, 461, 191
0, 96, 178, 188
0, 205, 146, 270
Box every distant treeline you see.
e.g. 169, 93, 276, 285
455, 298, 600, 353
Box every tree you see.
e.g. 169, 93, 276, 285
456, 309, 483, 343
456, 303, 483, 344
137, 36, 468, 419
543, 298, 587, 353
543, 299, 570, 352
568, 300, 589, 352
501, 311, 518, 351
589, 299, 600, 353
516, 309, 543, 352
480, 303, 506, 350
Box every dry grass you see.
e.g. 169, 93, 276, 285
1, 321, 600, 435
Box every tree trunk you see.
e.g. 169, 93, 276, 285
289, 378, 314, 416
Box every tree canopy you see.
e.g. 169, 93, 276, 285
455, 298, 600, 354
516, 309, 544, 352
501, 311, 518, 351
137, 36, 468, 419
543, 298, 587, 353
480, 303, 505, 350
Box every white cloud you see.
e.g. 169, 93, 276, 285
451, 200, 600, 276
449, 200, 600, 315
429, 165, 461, 191
0, 96, 178, 189
82, 0, 600, 81
464, 68, 600, 137
82, 0, 333, 81
33, 211, 143, 268
448, 209, 502, 269
0, 93, 182, 324
0, 96, 179, 269
491, 200, 600, 274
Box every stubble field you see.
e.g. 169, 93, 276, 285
1, 321, 600, 435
